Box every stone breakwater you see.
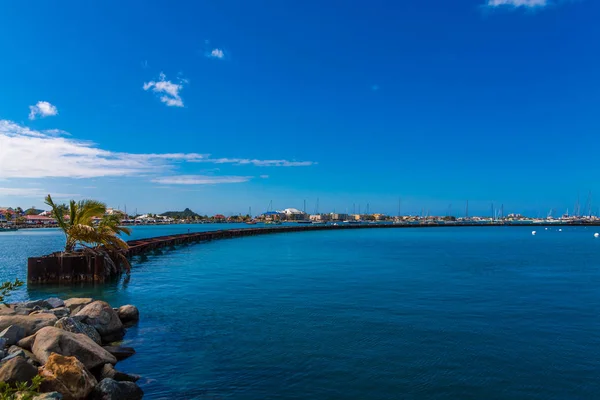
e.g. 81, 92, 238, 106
0, 297, 142, 399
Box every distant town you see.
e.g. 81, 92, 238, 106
1, 204, 599, 228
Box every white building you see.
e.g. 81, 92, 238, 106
279, 208, 308, 221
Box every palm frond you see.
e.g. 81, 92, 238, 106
44, 194, 68, 232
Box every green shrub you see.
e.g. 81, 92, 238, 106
0, 375, 43, 400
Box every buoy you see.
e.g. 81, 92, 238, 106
532, 231, 536, 235
595, 233, 599, 238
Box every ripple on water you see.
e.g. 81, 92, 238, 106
3, 225, 600, 399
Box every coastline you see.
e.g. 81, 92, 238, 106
0, 297, 142, 399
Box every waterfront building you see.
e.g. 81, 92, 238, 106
330, 213, 349, 221
280, 208, 308, 221
261, 211, 283, 221
309, 214, 331, 222
24, 215, 55, 225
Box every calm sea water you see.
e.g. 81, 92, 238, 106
2, 225, 600, 399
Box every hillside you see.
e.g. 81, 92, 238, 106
160, 208, 199, 218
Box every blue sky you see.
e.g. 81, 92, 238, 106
0, 0, 598, 216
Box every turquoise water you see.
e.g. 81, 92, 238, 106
2, 225, 600, 399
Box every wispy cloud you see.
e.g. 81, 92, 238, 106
28, 101, 58, 120
208, 48, 225, 59
486, 0, 548, 7
143, 72, 186, 107
0, 187, 77, 198
151, 175, 251, 185
194, 158, 316, 167
260, 175, 269, 179
0, 120, 205, 179
0, 121, 316, 180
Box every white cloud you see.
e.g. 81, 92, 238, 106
486, 0, 547, 7
208, 48, 225, 59
0, 120, 205, 179
143, 72, 186, 107
28, 101, 58, 120
0, 120, 316, 180
194, 158, 316, 167
151, 175, 251, 185
260, 175, 269, 179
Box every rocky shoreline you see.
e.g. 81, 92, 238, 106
0, 297, 142, 399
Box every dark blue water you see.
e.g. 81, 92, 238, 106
2, 225, 600, 399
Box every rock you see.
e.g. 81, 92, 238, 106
30, 308, 70, 319
14, 307, 34, 316
16, 300, 52, 310
63, 298, 93, 314
0, 314, 58, 336
0, 325, 26, 346
14, 393, 64, 400
0, 305, 18, 316
88, 378, 143, 400
31, 393, 64, 400
100, 364, 140, 383
0, 356, 37, 385
7, 345, 40, 365
70, 315, 87, 323
115, 306, 139, 326
0, 337, 7, 349
44, 298, 65, 309
17, 334, 36, 350
31, 327, 117, 370
75, 302, 124, 342
48, 308, 70, 319
55, 317, 101, 345
1, 349, 25, 362
102, 346, 135, 361
39, 353, 97, 400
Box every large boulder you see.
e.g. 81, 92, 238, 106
55, 317, 101, 345
0, 314, 57, 336
0, 356, 37, 385
115, 306, 138, 326
0, 325, 25, 346
88, 378, 143, 400
63, 298, 93, 314
99, 364, 140, 383
39, 353, 97, 400
75, 302, 124, 342
31, 327, 116, 370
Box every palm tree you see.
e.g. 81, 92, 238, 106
4, 212, 13, 224
44, 195, 131, 253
